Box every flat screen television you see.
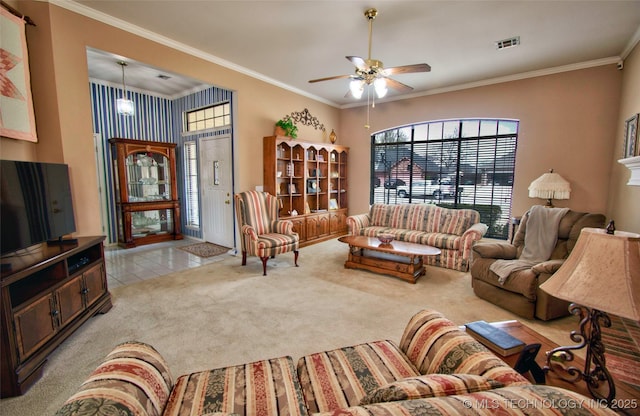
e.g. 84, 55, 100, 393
1, 160, 77, 256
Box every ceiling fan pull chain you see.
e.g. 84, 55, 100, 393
365, 89, 371, 129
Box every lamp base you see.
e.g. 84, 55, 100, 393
543, 304, 615, 405
544, 198, 555, 208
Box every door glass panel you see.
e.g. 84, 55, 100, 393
125, 152, 171, 202
131, 209, 173, 239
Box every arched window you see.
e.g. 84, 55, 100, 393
371, 119, 518, 239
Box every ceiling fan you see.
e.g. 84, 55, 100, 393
308, 8, 431, 100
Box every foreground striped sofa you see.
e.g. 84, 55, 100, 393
55, 310, 615, 416
347, 204, 487, 271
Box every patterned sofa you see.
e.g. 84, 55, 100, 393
55, 310, 614, 416
346, 203, 487, 271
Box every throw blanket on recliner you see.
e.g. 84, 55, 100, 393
490, 205, 569, 284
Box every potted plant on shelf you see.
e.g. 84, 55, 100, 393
274, 118, 298, 139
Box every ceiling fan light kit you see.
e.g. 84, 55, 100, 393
349, 79, 364, 99
309, 7, 430, 106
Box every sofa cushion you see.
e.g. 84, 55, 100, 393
440, 214, 470, 236
420, 233, 461, 250
297, 340, 420, 413
471, 258, 538, 300
356, 226, 392, 238
313, 385, 618, 415
55, 341, 173, 416
370, 204, 390, 226
399, 310, 529, 386
164, 356, 308, 416
388, 204, 432, 231
358, 374, 504, 405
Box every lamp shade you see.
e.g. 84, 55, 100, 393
540, 227, 640, 320
528, 170, 571, 200
116, 98, 135, 116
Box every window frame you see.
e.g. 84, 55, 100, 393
184, 101, 231, 135
183, 140, 200, 230
370, 118, 518, 239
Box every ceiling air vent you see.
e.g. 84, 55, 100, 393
495, 36, 520, 50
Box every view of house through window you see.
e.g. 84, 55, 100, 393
371, 119, 518, 239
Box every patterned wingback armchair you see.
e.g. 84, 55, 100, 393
234, 190, 299, 275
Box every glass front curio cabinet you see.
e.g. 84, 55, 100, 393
109, 138, 182, 248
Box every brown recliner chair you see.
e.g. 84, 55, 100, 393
470, 208, 606, 320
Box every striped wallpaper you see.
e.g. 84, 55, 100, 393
89, 81, 233, 244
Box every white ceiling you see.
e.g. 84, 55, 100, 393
70, 0, 640, 107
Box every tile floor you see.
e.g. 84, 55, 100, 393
104, 238, 232, 289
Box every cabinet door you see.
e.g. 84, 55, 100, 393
330, 210, 347, 233
329, 212, 341, 232
56, 276, 85, 326
318, 214, 330, 236
306, 216, 319, 240
289, 218, 306, 242
14, 294, 56, 360
83, 263, 106, 307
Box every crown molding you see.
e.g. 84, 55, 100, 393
621, 24, 640, 59
340, 57, 621, 109
49, 0, 339, 108
49, 1, 628, 111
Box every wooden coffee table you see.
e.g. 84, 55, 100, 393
477, 321, 640, 415
337, 235, 441, 283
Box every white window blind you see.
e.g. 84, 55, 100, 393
371, 119, 518, 239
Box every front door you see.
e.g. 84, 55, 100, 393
200, 135, 234, 248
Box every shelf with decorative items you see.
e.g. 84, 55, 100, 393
264, 136, 349, 247
618, 155, 640, 186
109, 138, 183, 248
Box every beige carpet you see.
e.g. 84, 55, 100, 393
0, 238, 578, 416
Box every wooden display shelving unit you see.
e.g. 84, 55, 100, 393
110, 138, 183, 248
263, 136, 349, 247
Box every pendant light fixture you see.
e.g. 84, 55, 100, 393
116, 61, 135, 116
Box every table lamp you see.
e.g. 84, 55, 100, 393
539, 227, 640, 405
528, 169, 571, 207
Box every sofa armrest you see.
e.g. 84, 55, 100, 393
462, 222, 488, 240
273, 219, 295, 235
531, 259, 564, 275
472, 243, 517, 259
346, 213, 371, 235
241, 224, 259, 240
398, 310, 529, 386
55, 341, 173, 416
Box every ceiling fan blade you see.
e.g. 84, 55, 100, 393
346, 56, 368, 71
308, 74, 353, 83
385, 77, 414, 92
383, 63, 431, 76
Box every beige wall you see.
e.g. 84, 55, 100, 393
608, 44, 640, 234
339, 65, 632, 231
2, 2, 340, 237
2, 2, 636, 238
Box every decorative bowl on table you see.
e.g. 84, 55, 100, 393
377, 233, 395, 244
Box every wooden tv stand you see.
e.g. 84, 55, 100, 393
0, 236, 112, 397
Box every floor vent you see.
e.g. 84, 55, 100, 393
495, 36, 520, 50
